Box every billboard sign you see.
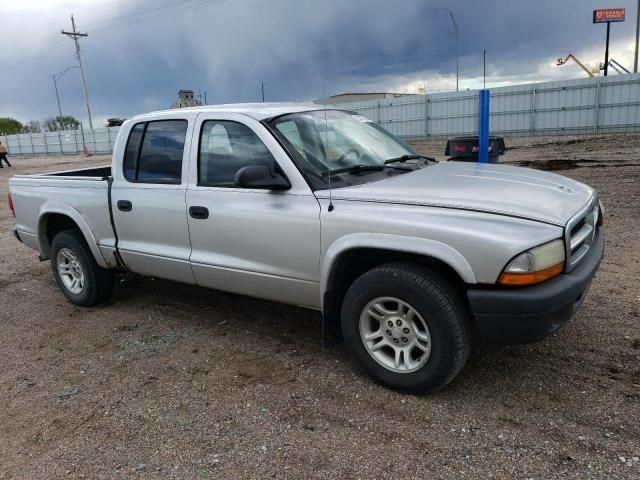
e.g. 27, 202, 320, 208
593, 8, 625, 23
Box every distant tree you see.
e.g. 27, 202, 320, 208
44, 115, 80, 132
22, 121, 42, 133
0, 117, 24, 135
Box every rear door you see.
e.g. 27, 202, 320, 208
111, 115, 196, 284
185, 112, 321, 308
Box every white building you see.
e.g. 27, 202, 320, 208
314, 92, 417, 105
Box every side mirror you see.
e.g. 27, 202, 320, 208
234, 165, 291, 190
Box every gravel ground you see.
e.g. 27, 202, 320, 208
0, 135, 639, 479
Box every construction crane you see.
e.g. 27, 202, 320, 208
556, 54, 596, 77
600, 58, 630, 74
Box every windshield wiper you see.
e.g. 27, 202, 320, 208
383, 154, 424, 164
322, 164, 385, 177
322, 157, 423, 177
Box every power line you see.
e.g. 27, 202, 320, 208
0, 0, 232, 74
0, 35, 61, 64
0, 40, 67, 74
0, 0, 127, 65
0, 0, 200, 65
89, 0, 231, 33
84, 0, 216, 28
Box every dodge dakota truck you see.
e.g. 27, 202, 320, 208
8, 104, 604, 392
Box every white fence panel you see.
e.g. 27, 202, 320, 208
0, 126, 121, 156
3, 75, 640, 155
332, 74, 640, 139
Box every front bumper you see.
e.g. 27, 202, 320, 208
467, 229, 604, 344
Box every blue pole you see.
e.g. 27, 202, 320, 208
478, 89, 490, 163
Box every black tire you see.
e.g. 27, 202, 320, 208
50, 229, 114, 306
341, 263, 471, 393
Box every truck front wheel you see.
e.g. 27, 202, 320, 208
341, 263, 471, 393
50, 230, 114, 306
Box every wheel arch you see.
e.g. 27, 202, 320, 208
37, 206, 109, 268
320, 234, 477, 346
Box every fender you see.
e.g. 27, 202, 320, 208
37, 203, 109, 269
320, 232, 477, 308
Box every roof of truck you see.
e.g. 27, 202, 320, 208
133, 103, 332, 121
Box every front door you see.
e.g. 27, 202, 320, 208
186, 114, 321, 308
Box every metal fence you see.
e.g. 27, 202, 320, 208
0, 126, 121, 156
333, 73, 640, 139
2, 74, 640, 155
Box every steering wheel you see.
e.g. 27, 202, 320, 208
337, 148, 361, 164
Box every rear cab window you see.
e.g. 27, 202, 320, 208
123, 119, 188, 184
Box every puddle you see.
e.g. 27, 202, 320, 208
512, 158, 636, 171
517, 159, 580, 171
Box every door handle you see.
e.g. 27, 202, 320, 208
189, 206, 209, 219
117, 200, 133, 212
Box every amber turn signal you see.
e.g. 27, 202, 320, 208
498, 262, 564, 286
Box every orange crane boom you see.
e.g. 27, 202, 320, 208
556, 54, 595, 77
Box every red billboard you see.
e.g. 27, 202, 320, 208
593, 8, 625, 23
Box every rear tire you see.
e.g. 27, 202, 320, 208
50, 229, 114, 306
341, 263, 471, 393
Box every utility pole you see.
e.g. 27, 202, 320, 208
261, 82, 265, 102
635, 0, 639, 72
444, 9, 459, 91
62, 15, 93, 130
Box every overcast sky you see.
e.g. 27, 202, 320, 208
1, 0, 639, 126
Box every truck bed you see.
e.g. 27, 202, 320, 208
9, 167, 117, 267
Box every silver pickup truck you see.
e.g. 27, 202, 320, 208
8, 104, 604, 392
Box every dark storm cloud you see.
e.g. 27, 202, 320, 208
2, 0, 638, 125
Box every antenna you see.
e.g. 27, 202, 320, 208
321, 49, 334, 212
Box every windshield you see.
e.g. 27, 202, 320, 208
268, 110, 419, 189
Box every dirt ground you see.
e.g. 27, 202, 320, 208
0, 135, 639, 479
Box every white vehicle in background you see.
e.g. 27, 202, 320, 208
8, 103, 604, 392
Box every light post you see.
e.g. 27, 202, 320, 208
444, 8, 459, 91
52, 66, 78, 127
635, 0, 639, 72
593, 8, 627, 77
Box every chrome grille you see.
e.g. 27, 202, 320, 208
565, 196, 599, 272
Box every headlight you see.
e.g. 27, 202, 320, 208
498, 239, 565, 286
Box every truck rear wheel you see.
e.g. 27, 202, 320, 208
341, 263, 471, 393
50, 229, 114, 306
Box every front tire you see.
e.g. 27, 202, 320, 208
341, 263, 471, 393
50, 229, 114, 306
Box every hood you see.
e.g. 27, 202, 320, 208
322, 162, 594, 226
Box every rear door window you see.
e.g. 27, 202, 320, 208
123, 120, 188, 184
123, 123, 145, 180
